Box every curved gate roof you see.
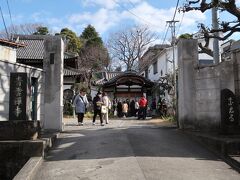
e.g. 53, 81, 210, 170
103, 71, 154, 88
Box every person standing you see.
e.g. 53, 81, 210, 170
117, 100, 123, 117
126, 99, 130, 117
113, 99, 117, 116
92, 91, 104, 126
151, 98, 157, 116
102, 92, 110, 124
138, 95, 148, 120
135, 99, 139, 117
130, 100, 136, 117
73, 89, 89, 126
122, 101, 128, 118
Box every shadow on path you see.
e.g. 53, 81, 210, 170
45, 121, 221, 162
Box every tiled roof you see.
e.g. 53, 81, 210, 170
105, 71, 123, 80
95, 78, 108, 85
17, 39, 44, 59
94, 71, 123, 85
13, 35, 80, 77
64, 67, 84, 76
14, 35, 46, 60
14, 35, 78, 60
64, 52, 78, 59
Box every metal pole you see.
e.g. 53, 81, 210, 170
212, 4, 220, 64
167, 20, 179, 124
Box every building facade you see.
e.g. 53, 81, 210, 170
139, 35, 228, 109
0, 39, 44, 121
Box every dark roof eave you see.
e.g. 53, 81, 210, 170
103, 83, 154, 88
103, 72, 154, 88
0, 38, 25, 48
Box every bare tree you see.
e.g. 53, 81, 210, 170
78, 44, 110, 93
0, 23, 43, 39
182, 0, 240, 40
181, 0, 240, 56
108, 25, 157, 71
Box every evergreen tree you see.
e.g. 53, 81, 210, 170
80, 25, 103, 47
178, 33, 192, 39
60, 28, 82, 53
33, 26, 49, 35
78, 25, 109, 94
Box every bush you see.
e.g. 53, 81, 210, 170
85, 111, 94, 118
162, 115, 176, 122
64, 102, 73, 115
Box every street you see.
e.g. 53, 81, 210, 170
34, 118, 240, 180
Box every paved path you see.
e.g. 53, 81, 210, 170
34, 118, 240, 180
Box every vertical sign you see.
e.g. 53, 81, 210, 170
221, 89, 239, 133
9, 73, 27, 120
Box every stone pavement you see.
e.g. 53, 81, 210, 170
33, 118, 240, 180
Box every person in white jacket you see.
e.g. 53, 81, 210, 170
102, 92, 110, 124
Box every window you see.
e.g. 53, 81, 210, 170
153, 62, 158, 74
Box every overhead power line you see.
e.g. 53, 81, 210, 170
176, 12, 185, 36
0, 5, 9, 40
172, 0, 180, 21
127, 0, 136, 8
161, 0, 180, 45
6, 0, 13, 27
113, 0, 164, 29
161, 23, 170, 44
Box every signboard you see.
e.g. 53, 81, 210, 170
221, 89, 239, 133
9, 73, 27, 120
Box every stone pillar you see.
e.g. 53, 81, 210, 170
232, 41, 240, 98
43, 36, 64, 131
232, 40, 240, 128
177, 39, 198, 129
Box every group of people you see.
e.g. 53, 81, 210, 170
73, 90, 111, 126
73, 89, 162, 126
114, 95, 148, 120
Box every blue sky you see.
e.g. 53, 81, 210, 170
0, 0, 239, 42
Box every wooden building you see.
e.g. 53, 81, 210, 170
102, 71, 154, 100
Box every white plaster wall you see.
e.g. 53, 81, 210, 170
0, 59, 44, 121
197, 37, 220, 61
198, 53, 213, 60
63, 85, 72, 90
148, 47, 178, 82
0, 46, 16, 63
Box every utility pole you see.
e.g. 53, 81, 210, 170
212, 1, 220, 64
166, 20, 179, 123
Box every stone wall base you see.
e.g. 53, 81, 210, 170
0, 121, 40, 140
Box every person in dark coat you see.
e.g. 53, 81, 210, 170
117, 101, 123, 117
130, 100, 136, 117
92, 91, 104, 126
151, 98, 157, 116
